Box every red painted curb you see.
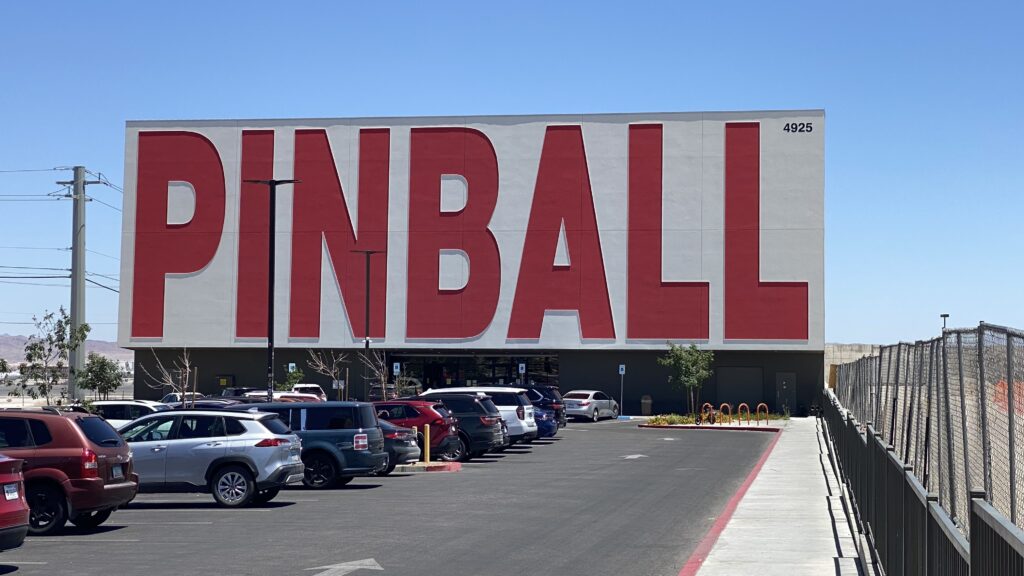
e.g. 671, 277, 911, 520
638, 424, 781, 433
676, 428, 782, 576
394, 462, 462, 473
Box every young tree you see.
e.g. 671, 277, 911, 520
78, 353, 124, 400
276, 367, 305, 392
657, 343, 714, 417
10, 308, 90, 404
358, 348, 390, 399
140, 349, 198, 408
307, 349, 348, 399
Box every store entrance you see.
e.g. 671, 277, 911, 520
390, 353, 559, 390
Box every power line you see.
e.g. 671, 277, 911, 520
0, 198, 66, 203
86, 271, 119, 283
0, 275, 70, 280
85, 278, 119, 293
0, 246, 69, 252
0, 265, 70, 272
0, 167, 72, 174
86, 249, 118, 261
86, 195, 121, 212
0, 280, 69, 287
84, 169, 123, 194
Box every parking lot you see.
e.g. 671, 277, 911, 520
1, 420, 772, 576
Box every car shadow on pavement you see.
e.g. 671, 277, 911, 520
0, 565, 18, 574
124, 501, 297, 510
63, 524, 127, 536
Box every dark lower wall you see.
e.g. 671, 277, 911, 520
134, 348, 823, 415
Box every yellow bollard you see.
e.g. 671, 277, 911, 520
423, 424, 431, 463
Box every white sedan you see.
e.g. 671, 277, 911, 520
563, 390, 619, 421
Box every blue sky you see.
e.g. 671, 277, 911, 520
1, 1, 1021, 344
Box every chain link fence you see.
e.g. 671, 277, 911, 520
835, 322, 1024, 537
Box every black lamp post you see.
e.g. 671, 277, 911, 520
352, 249, 383, 400
244, 178, 299, 402
941, 313, 949, 332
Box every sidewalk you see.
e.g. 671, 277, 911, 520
694, 417, 864, 576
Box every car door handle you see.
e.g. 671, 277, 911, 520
204, 442, 223, 447
151, 445, 167, 453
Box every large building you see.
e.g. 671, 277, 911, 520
120, 111, 824, 415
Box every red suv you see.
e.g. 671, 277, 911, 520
373, 401, 461, 461
0, 454, 29, 550
0, 408, 138, 535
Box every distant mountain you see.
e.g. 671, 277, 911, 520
0, 334, 134, 365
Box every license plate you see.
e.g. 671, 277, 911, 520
4, 483, 18, 500
110, 464, 123, 480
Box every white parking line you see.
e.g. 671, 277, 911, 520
115, 521, 214, 525
122, 508, 271, 512
2, 561, 47, 565
26, 538, 141, 543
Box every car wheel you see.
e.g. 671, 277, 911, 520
378, 461, 397, 476
211, 465, 256, 507
252, 487, 280, 505
592, 409, 599, 422
27, 485, 68, 535
70, 508, 112, 529
302, 453, 338, 489
438, 436, 466, 462
612, 406, 620, 418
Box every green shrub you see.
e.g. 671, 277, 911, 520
647, 413, 695, 425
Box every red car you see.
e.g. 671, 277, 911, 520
373, 400, 462, 461
0, 454, 29, 550
0, 408, 138, 535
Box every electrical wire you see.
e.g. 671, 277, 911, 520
0, 246, 69, 252
85, 278, 119, 293
86, 272, 119, 283
0, 265, 70, 272
86, 249, 119, 261
87, 195, 121, 212
0, 168, 72, 174
0, 275, 70, 280
84, 169, 123, 194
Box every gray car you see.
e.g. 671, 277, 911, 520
118, 410, 304, 507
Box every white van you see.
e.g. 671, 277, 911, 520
422, 387, 538, 443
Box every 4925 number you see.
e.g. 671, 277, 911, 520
783, 122, 813, 133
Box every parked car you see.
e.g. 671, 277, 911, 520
533, 407, 558, 438
221, 387, 261, 398
563, 390, 619, 421
229, 402, 387, 488
0, 408, 138, 534
415, 394, 503, 461
521, 385, 567, 428
378, 420, 420, 475
0, 454, 29, 551
422, 387, 537, 444
243, 391, 322, 403
159, 392, 206, 404
373, 400, 461, 461
292, 384, 327, 401
117, 410, 303, 507
367, 384, 398, 401
90, 400, 170, 428
164, 399, 242, 410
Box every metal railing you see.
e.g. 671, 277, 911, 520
824, 388, 1024, 574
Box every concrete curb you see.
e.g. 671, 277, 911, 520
392, 461, 462, 473
677, 428, 783, 576
637, 424, 782, 433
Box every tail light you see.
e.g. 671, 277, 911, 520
383, 431, 399, 439
255, 438, 290, 447
479, 416, 499, 426
579, 401, 591, 407
354, 433, 369, 450
516, 406, 525, 420
431, 418, 445, 426
81, 449, 98, 478
551, 403, 563, 410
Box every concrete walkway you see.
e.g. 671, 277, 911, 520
695, 417, 865, 576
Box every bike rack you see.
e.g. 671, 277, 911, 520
718, 403, 733, 425
737, 403, 751, 425
755, 402, 769, 425
700, 402, 715, 425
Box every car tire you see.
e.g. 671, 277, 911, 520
211, 465, 256, 507
378, 461, 397, 476
438, 436, 466, 463
591, 409, 599, 422
302, 453, 338, 489
69, 508, 113, 529
27, 485, 68, 535
612, 406, 620, 418
252, 488, 280, 505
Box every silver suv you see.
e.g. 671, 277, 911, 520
118, 410, 303, 507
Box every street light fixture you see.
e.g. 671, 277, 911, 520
244, 178, 299, 402
941, 313, 949, 332
352, 249, 384, 400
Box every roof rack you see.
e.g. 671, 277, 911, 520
0, 406, 63, 415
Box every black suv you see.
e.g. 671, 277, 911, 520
232, 402, 387, 488
522, 385, 567, 428
417, 394, 503, 461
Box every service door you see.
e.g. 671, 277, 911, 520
775, 372, 797, 415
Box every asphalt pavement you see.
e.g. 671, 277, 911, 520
0, 419, 772, 576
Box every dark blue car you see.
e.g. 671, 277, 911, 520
534, 407, 558, 438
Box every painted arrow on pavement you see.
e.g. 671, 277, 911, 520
306, 558, 383, 576
622, 454, 648, 459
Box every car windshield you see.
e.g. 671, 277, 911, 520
564, 392, 590, 399
76, 416, 124, 447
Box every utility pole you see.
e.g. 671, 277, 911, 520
59, 166, 99, 400
352, 249, 383, 400
243, 178, 299, 402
